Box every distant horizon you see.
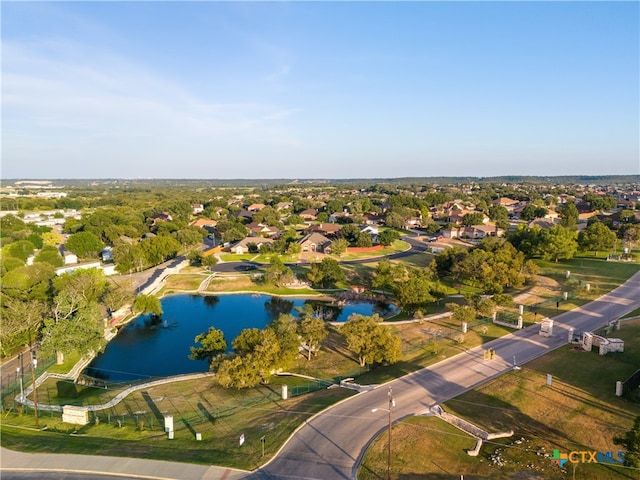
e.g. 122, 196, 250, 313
4, 174, 640, 183
3, 2, 638, 179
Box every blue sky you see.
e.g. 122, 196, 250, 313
2, 1, 639, 179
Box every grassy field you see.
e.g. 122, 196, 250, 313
1, 377, 354, 470
358, 319, 640, 480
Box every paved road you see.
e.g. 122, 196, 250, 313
248, 269, 640, 479
211, 233, 429, 273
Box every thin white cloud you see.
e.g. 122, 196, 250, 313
2, 39, 302, 151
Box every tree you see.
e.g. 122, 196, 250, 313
65, 231, 105, 258
133, 294, 163, 317
5, 240, 36, 262
462, 212, 485, 226
268, 314, 300, 367
172, 227, 205, 249
287, 214, 303, 226
378, 229, 400, 246
228, 327, 282, 385
101, 280, 134, 314
372, 259, 401, 292
139, 235, 181, 265
299, 316, 328, 360
41, 231, 63, 247
40, 304, 106, 362
52, 269, 108, 307
0, 295, 46, 357
264, 257, 293, 286
340, 314, 401, 368
446, 303, 476, 325
355, 232, 373, 247
306, 258, 345, 288
331, 238, 349, 256
1, 263, 56, 301
578, 221, 616, 257
384, 212, 405, 229
394, 268, 438, 314
538, 225, 578, 263
33, 245, 64, 267
558, 202, 579, 230
189, 327, 227, 363
520, 204, 548, 222
112, 241, 144, 273
202, 254, 218, 271
232, 328, 262, 355
614, 415, 640, 468
216, 354, 261, 389
488, 205, 509, 224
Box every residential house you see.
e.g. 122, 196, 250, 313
460, 224, 504, 239
307, 223, 342, 237
246, 222, 279, 237
328, 211, 350, 223
192, 203, 204, 215
60, 247, 78, 265
404, 216, 422, 228
362, 213, 382, 225
299, 208, 318, 221
151, 212, 172, 225
276, 202, 293, 211
298, 232, 332, 253
230, 237, 274, 254
190, 218, 218, 234
247, 203, 266, 212
360, 225, 379, 243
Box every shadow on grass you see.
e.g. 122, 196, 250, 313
197, 401, 216, 425
141, 391, 164, 423
56, 380, 79, 400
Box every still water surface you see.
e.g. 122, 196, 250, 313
85, 294, 395, 382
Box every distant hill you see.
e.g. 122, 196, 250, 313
3, 175, 639, 188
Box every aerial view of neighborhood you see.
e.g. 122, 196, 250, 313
1, 1, 639, 480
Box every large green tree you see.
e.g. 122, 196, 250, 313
393, 268, 438, 314
340, 314, 401, 368
189, 327, 227, 363
306, 258, 345, 288
538, 225, 578, 263
133, 294, 163, 317
299, 316, 328, 361
40, 304, 106, 363
558, 202, 579, 230
578, 221, 616, 257
65, 231, 105, 258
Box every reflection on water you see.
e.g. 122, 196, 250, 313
85, 294, 396, 383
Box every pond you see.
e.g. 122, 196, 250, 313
84, 294, 396, 383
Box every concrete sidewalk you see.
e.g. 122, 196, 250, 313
1, 447, 251, 480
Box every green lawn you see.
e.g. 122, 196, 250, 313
2, 378, 354, 470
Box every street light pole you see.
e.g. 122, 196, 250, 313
387, 387, 393, 480
372, 386, 395, 480
16, 367, 23, 401
30, 350, 39, 428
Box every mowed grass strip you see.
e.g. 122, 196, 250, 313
1, 379, 354, 470
358, 319, 640, 480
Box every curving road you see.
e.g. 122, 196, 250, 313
248, 269, 640, 480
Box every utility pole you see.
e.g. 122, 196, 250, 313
30, 349, 39, 428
